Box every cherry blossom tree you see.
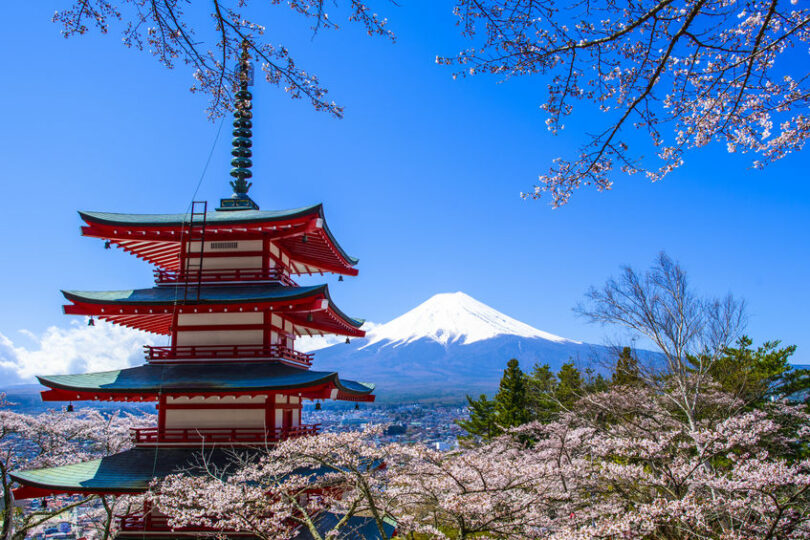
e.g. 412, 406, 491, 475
528, 384, 810, 539
0, 399, 154, 540
150, 426, 397, 539
442, 0, 810, 206
387, 434, 585, 538
146, 388, 810, 539
53, 1, 394, 118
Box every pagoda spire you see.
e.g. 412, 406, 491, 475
219, 39, 259, 211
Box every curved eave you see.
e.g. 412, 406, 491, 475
61, 284, 364, 337
36, 363, 375, 402
62, 284, 327, 306
321, 285, 364, 329
79, 204, 359, 275
10, 448, 256, 497
312, 204, 359, 267
10, 450, 374, 501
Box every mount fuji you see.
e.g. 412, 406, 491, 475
307, 292, 622, 403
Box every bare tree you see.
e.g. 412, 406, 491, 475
442, 0, 810, 206
576, 252, 747, 429
54, 1, 395, 118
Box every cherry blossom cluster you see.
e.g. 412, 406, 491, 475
52, 0, 394, 118
442, 0, 810, 206
149, 383, 810, 539
1, 398, 154, 539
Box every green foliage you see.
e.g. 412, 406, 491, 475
555, 361, 583, 410
457, 394, 499, 440
460, 358, 598, 438
612, 347, 640, 386
527, 363, 559, 423
708, 336, 807, 407
586, 372, 610, 393
494, 359, 531, 429
459, 359, 531, 439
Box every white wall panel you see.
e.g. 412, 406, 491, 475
165, 408, 265, 429
176, 329, 263, 346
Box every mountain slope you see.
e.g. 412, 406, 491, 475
311, 292, 623, 403
363, 292, 577, 347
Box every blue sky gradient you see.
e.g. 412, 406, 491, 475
1, 1, 808, 364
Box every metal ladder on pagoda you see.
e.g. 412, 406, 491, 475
183, 201, 208, 303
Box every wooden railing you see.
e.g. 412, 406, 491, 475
117, 513, 235, 534
117, 511, 305, 535
144, 344, 313, 367
117, 513, 172, 533
154, 267, 297, 287
130, 424, 321, 445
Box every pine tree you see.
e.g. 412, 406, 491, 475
612, 347, 641, 386
527, 363, 559, 423
457, 394, 499, 440
708, 336, 805, 406
494, 359, 531, 429
555, 361, 583, 410
587, 373, 610, 393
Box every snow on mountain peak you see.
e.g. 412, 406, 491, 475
363, 291, 578, 348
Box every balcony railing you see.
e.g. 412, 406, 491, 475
130, 424, 321, 446
117, 511, 306, 535
154, 267, 297, 287
117, 513, 236, 534
144, 344, 314, 367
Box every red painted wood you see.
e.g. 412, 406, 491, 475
129, 424, 320, 445
145, 344, 313, 365
13, 486, 131, 500
157, 395, 166, 431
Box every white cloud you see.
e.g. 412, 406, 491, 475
295, 322, 377, 353
0, 320, 379, 385
0, 319, 162, 385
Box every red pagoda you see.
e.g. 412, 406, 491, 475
11, 44, 381, 538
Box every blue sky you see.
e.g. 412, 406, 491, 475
1, 0, 809, 374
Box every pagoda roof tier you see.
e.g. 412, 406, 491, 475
11, 447, 240, 497
37, 362, 375, 402
79, 204, 359, 275
62, 284, 365, 337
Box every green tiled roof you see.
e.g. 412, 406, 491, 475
80, 205, 322, 227
79, 204, 359, 266
64, 283, 321, 304
11, 448, 249, 493
39, 363, 375, 396
62, 284, 364, 328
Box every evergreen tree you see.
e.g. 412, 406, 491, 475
612, 346, 641, 386
708, 336, 806, 406
555, 361, 583, 410
494, 359, 531, 429
587, 373, 610, 393
457, 394, 499, 440
527, 363, 559, 423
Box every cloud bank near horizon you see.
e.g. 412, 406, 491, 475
0, 320, 161, 385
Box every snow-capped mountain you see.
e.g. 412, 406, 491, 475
309, 292, 623, 403
362, 292, 578, 348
